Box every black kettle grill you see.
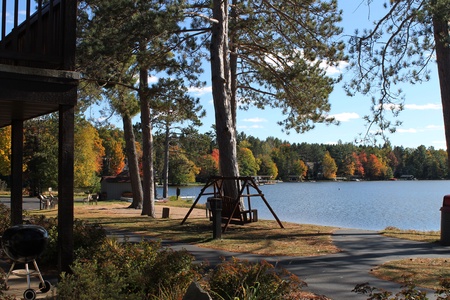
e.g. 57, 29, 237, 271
2, 225, 52, 300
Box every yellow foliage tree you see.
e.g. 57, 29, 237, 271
322, 151, 337, 180
74, 122, 105, 189
0, 126, 11, 175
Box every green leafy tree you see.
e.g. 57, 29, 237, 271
238, 147, 259, 176
152, 78, 205, 198
24, 117, 59, 194
168, 146, 199, 185
257, 154, 278, 179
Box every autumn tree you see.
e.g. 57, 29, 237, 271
347, 1, 450, 166
74, 120, 105, 189
257, 154, 278, 179
364, 154, 384, 180
292, 159, 308, 181
196, 152, 219, 183
352, 152, 365, 178
0, 126, 11, 176
98, 126, 126, 176
322, 151, 337, 179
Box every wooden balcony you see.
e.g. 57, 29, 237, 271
0, 0, 78, 128
0, 0, 78, 274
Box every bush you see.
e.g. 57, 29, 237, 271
56, 239, 199, 300
0, 204, 10, 235
204, 257, 306, 300
353, 279, 450, 300
26, 215, 107, 267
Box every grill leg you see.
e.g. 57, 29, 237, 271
32, 260, 45, 286
25, 263, 31, 289
4, 261, 16, 287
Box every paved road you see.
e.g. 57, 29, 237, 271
0, 197, 49, 211
107, 228, 450, 300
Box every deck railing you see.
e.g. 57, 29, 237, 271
0, 0, 70, 69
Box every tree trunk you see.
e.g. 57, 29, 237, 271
162, 121, 170, 198
229, 0, 238, 128
210, 0, 240, 200
433, 16, 450, 174
139, 66, 156, 217
123, 114, 143, 209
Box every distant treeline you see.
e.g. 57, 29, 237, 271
0, 119, 446, 193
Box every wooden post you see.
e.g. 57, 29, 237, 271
10, 119, 23, 226
58, 104, 74, 274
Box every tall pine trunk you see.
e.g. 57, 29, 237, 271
162, 121, 170, 198
210, 0, 240, 198
139, 66, 156, 217
433, 16, 450, 174
123, 114, 143, 209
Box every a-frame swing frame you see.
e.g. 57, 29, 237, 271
181, 176, 284, 232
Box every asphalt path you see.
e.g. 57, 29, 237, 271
0, 197, 47, 210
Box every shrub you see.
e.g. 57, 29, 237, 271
353, 279, 450, 300
0, 204, 10, 235
56, 239, 200, 299
26, 215, 107, 267
204, 257, 306, 300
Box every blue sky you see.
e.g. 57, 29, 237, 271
186, 2, 446, 150
6, 1, 442, 149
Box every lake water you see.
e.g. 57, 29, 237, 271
160, 180, 450, 231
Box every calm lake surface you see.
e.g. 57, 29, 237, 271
160, 180, 450, 231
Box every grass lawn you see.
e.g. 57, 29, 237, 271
31, 200, 339, 257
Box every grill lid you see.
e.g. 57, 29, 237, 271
2, 225, 48, 263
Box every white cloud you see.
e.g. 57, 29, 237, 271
148, 75, 158, 83
397, 128, 418, 133
188, 86, 212, 95
329, 112, 359, 122
242, 117, 268, 123
426, 125, 444, 130
319, 60, 349, 76
405, 103, 441, 110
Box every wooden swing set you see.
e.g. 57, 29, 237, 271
181, 176, 284, 232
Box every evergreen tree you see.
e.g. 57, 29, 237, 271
347, 1, 450, 166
